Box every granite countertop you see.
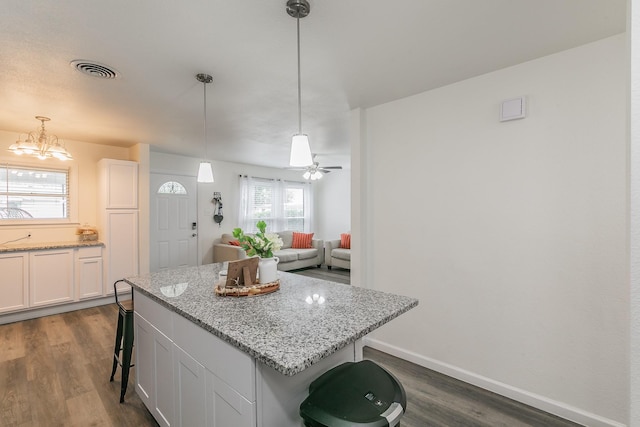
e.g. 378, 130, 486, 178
0, 240, 104, 253
124, 263, 418, 376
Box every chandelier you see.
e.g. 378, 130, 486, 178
8, 116, 73, 161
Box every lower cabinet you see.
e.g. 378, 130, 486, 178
76, 247, 103, 299
0, 245, 104, 317
134, 291, 255, 427
206, 369, 255, 427
134, 312, 175, 427
0, 252, 29, 313
30, 249, 74, 307
174, 345, 206, 427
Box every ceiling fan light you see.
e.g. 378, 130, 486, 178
290, 134, 313, 167
303, 170, 311, 180
312, 170, 322, 180
197, 161, 214, 183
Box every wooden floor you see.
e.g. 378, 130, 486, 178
289, 264, 351, 285
0, 268, 581, 427
363, 347, 581, 427
0, 304, 158, 427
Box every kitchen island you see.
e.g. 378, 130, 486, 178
124, 263, 418, 427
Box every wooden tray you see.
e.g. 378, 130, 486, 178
214, 279, 280, 297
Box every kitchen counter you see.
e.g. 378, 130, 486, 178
0, 240, 104, 253
124, 263, 418, 376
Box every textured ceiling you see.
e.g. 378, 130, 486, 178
0, 0, 626, 169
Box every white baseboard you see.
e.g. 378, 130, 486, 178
363, 338, 626, 427
0, 295, 126, 325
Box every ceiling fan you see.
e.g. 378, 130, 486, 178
289, 155, 343, 180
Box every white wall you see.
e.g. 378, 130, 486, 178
314, 170, 350, 241
359, 35, 628, 426
150, 152, 328, 265
630, 1, 640, 425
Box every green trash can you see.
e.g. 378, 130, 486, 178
299, 360, 406, 427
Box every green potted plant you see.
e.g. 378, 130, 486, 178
233, 220, 283, 283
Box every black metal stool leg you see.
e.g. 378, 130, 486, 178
119, 312, 135, 403
110, 311, 124, 382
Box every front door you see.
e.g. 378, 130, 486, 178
150, 174, 198, 272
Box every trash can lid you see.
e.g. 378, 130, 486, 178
299, 360, 406, 427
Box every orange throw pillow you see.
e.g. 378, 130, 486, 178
340, 233, 351, 249
228, 240, 241, 246
292, 232, 314, 249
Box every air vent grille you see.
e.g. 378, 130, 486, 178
70, 60, 119, 79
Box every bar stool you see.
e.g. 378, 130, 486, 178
109, 279, 134, 403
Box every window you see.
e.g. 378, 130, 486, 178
238, 176, 312, 233
0, 164, 70, 220
158, 181, 187, 195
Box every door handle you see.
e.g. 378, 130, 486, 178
192, 233, 197, 237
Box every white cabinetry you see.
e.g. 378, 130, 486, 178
135, 291, 255, 427
174, 345, 206, 427
103, 210, 139, 294
29, 249, 74, 307
100, 159, 138, 209
0, 252, 29, 313
76, 246, 103, 299
98, 159, 139, 295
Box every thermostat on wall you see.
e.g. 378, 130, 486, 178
500, 96, 526, 122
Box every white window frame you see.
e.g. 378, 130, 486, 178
0, 158, 78, 226
237, 176, 313, 233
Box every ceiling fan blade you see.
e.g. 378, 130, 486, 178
321, 166, 342, 170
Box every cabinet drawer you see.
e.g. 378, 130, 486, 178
77, 246, 102, 258
135, 290, 173, 338
173, 312, 255, 402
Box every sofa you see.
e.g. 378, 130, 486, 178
213, 231, 324, 272
325, 239, 351, 270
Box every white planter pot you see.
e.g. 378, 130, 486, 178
258, 257, 279, 284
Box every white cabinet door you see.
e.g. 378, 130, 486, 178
135, 313, 154, 409
99, 159, 138, 209
153, 324, 175, 427
76, 247, 103, 299
0, 252, 29, 313
174, 345, 206, 427
134, 311, 175, 427
206, 371, 255, 427
30, 250, 74, 307
104, 210, 139, 294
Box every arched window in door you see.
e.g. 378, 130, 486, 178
157, 181, 187, 195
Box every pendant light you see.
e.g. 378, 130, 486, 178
287, 0, 314, 167
196, 73, 214, 183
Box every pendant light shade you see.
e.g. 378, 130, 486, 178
290, 134, 313, 167
197, 161, 214, 183
196, 73, 214, 183
287, 0, 313, 167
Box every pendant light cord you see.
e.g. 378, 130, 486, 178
203, 80, 208, 157
297, 14, 302, 135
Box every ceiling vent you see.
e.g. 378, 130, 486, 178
70, 60, 119, 79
